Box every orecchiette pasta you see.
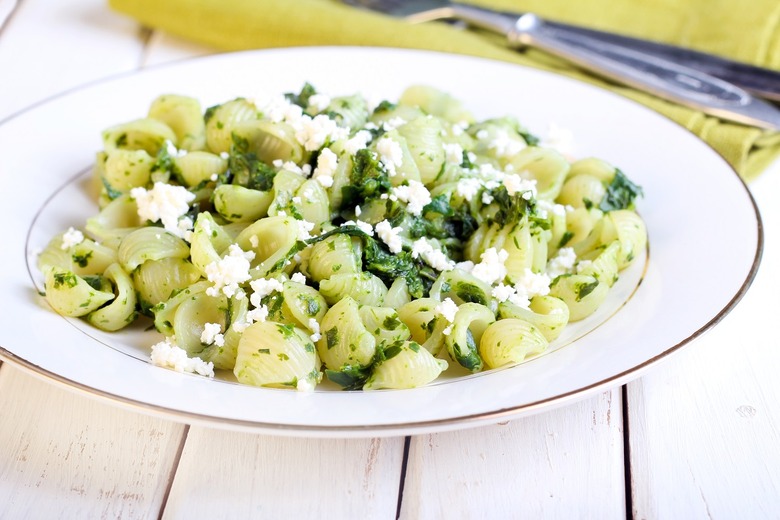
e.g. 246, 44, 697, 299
38, 83, 646, 390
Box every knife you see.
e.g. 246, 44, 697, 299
542, 20, 780, 103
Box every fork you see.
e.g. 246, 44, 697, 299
343, 0, 780, 130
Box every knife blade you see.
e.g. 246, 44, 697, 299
543, 20, 780, 102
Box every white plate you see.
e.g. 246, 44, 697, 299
0, 47, 761, 437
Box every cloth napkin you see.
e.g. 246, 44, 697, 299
109, 0, 780, 180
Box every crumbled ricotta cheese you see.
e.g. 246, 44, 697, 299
488, 128, 526, 158
354, 205, 362, 217
256, 95, 303, 124
435, 298, 459, 336
491, 283, 516, 303
313, 147, 338, 187
392, 180, 431, 217
294, 114, 348, 151
376, 136, 403, 177
291, 272, 307, 284
150, 337, 214, 378
307, 93, 331, 113
456, 177, 482, 202
200, 322, 225, 347
204, 244, 255, 298
130, 182, 196, 238
547, 247, 577, 279
344, 130, 372, 155
308, 318, 321, 342
60, 227, 84, 250
535, 199, 567, 219
503, 174, 537, 200
382, 117, 407, 132
297, 219, 315, 240
455, 260, 475, 273
249, 235, 259, 249
296, 378, 316, 392
164, 140, 188, 158
470, 247, 509, 286
375, 219, 403, 254
411, 238, 454, 272
219, 152, 229, 160
249, 277, 284, 306
443, 142, 464, 166
342, 219, 375, 236
510, 268, 552, 308
452, 121, 469, 136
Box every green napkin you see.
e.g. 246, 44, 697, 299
109, 0, 780, 180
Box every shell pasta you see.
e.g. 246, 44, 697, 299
37, 83, 646, 390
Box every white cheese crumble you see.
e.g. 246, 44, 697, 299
470, 247, 509, 285
411, 238, 455, 272
256, 95, 303, 124
249, 277, 284, 306
219, 152, 229, 160
150, 337, 214, 378
435, 298, 459, 336
205, 244, 255, 298
376, 136, 403, 177
489, 128, 526, 158
341, 219, 375, 236
491, 283, 516, 303
295, 114, 348, 151
443, 142, 464, 165
249, 235, 259, 248
511, 268, 552, 308
164, 140, 188, 158
547, 247, 577, 279
344, 130, 372, 155
456, 177, 482, 202
291, 272, 307, 284
375, 219, 403, 254
307, 93, 331, 113
313, 147, 338, 187
60, 227, 84, 250
308, 318, 321, 342
354, 205, 362, 217
200, 322, 225, 347
382, 117, 407, 132
392, 180, 431, 217
296, 378, 316, 392
535, 199, 567, 219
130, 182, 196, 238
297, 219, 315, 240
503, 174, 537, 199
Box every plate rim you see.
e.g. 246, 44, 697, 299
0, 46, 764, 437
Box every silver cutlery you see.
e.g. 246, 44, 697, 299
344, 0, 780, 130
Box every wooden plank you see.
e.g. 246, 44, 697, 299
0, 364, 186, 519
162, 427, 405, 519
0, 0, 143, 120
626, 161, 780, 519
400, 389, 626, 519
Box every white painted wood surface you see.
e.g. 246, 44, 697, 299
626, 161, 780, 520
0, 365, 185, 519
400, 389, 626, 519
1, 1, 779, 518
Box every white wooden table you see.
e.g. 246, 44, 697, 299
1, 1, 778, 517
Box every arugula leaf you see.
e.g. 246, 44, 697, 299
284, 82, 317, 109
340, 148, 391, 209
599, 169, 643, 212
227, 136, 277, 191
306, 226, 435, 298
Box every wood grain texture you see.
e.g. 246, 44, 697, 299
161, 428, 405, 519
400, 389, 626, 519
627, 163, 780, 519
0, 365, 186, 519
